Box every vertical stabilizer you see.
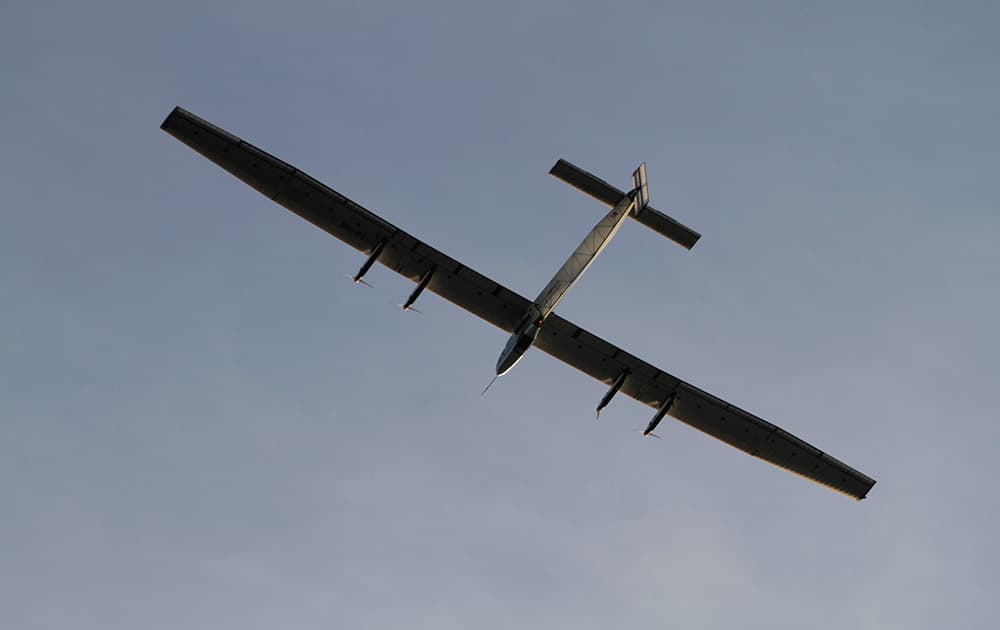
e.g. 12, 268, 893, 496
631, 162, 649, 214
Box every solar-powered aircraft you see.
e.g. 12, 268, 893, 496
161, 107, 876, 500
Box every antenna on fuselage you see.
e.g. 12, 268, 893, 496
480, 374, 499, 396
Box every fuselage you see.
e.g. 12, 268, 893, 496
494, 194, 636, 376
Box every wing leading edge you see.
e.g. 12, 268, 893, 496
161, 106, 875, 500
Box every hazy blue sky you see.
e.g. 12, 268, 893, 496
3, 2, 999, 628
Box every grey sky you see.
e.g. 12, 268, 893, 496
3, 1, 999, 628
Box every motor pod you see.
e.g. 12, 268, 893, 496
643, 392, 676, 437
596, 369, 629, 418
354, 239, 386, 283
402, 267, 435, 310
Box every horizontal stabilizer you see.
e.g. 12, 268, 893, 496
549, 159, 700, 250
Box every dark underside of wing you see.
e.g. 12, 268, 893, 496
161, 106, 876, 500
161, 107, 531, 333
532, 316, 875, 499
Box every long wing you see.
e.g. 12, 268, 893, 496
161, 107, 875, 500
160, 107, 531, 333
532, 316, 875, 499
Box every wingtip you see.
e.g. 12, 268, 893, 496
160, 106, 184, 131
856, 478, 876, 501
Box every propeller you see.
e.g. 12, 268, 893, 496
344, 274, 373, 288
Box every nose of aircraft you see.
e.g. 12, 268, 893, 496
495, 333, 527, 375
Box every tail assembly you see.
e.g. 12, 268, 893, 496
549, 158, 700, 250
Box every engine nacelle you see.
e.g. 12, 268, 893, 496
643, 393, 676, 437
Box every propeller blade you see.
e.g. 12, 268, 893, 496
344, 274, 374, 288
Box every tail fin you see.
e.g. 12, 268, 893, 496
631, 163, 649, 214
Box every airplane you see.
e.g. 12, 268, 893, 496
161, 106, 876, 500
